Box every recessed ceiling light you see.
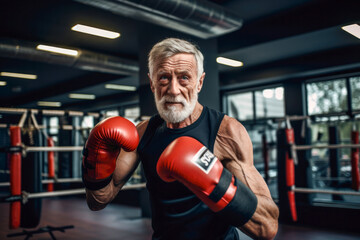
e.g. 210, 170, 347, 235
216, 57, 243, 67
105, 84, 136, 91
37, 101, 62, 107
0, 72, 37, 79
342, 24, 360, 39
0, 81, 6, 86
68, 93, 96, 100
71, 24, 120, 39
36, 44, 79, 56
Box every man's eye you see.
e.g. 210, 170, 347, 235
160, 76, 169, 80
181, 75, 189, 80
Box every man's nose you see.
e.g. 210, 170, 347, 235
167, 77, 181, 96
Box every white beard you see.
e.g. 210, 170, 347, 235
154, 89, 198, 123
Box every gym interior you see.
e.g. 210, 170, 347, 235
1, 0, 360, 239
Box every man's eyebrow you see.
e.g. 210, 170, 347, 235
157, 70, 170, 75
175, 70, 191, 74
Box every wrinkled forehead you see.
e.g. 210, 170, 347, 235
154, 53, 197, 73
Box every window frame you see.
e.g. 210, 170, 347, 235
305, 73, 360, 118
222, 84, 285, 124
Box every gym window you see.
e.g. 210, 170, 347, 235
306, 74, 360, 116
306, 78, 348, 115
124, 106, 140, 123
305, 75, 360, 205
49, 117, 59, 135
223, 86, 285, 200
226, 92, 253, 121
81, 115, 94, 129
255, 87, 284, 119
223, 86, 285, 121
103, 109, 120, 118
350, 76, 360, 111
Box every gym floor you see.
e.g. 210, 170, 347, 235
1, 197, 360, 240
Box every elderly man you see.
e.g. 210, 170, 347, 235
82, 38, 279, 240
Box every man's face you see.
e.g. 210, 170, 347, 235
149, 53, 204, 123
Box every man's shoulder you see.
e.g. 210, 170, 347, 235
205, 106, 226, 120
136, 120, 150, 140
218, 115, 246, 137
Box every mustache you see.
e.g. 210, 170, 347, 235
158, 95, 187, 106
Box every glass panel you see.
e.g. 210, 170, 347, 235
306, 79, 348, 115
49, 117, 59, 135
226, 92, 253, 120
255, 87, 284, 118
124, 106, 140, 123
81, 115, 94, 129
350, 76, 360, 111
310, 121, 360, 205
104, 109, 119, 118
124, 106, 140, 119
244, 123, 278, 199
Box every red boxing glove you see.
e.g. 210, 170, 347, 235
82, 116, 139, 190
157, 136, 257, 226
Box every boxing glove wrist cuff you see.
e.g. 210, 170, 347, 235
82, 165, 113, 190
217, 169, 258, 226
209, 167, 233, 203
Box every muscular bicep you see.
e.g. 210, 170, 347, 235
214, 116, 271, 198
214, 116, 278, 239
225, 161, 271, 198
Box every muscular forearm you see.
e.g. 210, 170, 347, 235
239, 195, 279, 240
85, 179, 124, 211
86, 190, 108, 211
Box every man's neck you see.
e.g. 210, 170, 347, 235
166, 102, 203, 129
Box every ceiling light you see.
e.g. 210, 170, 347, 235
37, 101, 62, 107
68, 93, 96, 100
0, 81, 6, 86
342, 24, 360, 39
36, 44, 79, 56
1, 72, 37, 79
105, 84, 136, 91
72, 24, 120, 39
216, 57, 243, 67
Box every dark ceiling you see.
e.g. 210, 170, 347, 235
0, 0, 359, 112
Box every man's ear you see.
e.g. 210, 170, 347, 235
197, 72, 205, 92
148, 73, 155, 93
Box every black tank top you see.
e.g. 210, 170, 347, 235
138, 106, 239, 240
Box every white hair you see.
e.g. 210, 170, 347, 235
148, 38, 204, 81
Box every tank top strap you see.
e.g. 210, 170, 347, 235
138, 114, 163, 154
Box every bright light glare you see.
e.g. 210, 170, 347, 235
216, 57, 243, 67
37, 101, 62, 107
262, 89, 274, 99
308, 93, 318, 114
1, 72, 37, 79
342, 24, 360, 39
37, 44, 79, 56
105, 84, 136, 91
275, 87, 284, 100
0, 81, 6, 86
72, 24, 120, 39
68, 93, 96, 100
